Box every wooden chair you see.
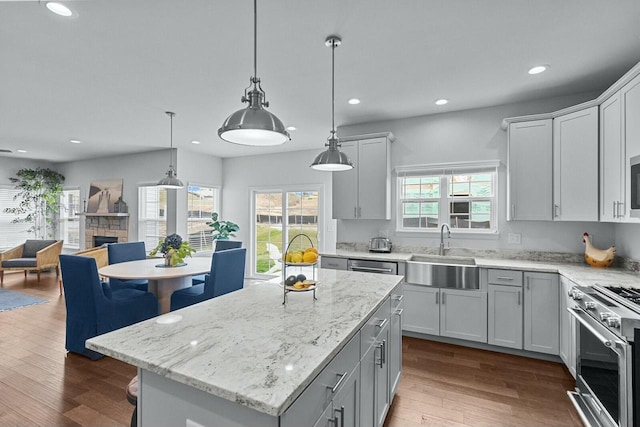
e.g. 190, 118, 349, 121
0, 240, 63, 286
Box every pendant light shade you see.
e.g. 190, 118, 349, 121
218, 0, 290, 146
310, 36, 354, 171
157, 111, 184, 189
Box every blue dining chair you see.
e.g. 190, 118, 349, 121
59, 254, 159, 360
191, 240, 243, 285
171, 248, 246, 311
107, 241, 149, 291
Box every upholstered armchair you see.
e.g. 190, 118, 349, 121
0, 239, 63, 285
59, 254, 159, 360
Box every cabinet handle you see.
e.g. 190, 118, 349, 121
613, 201, 618, 218
376, 318, 389, 330
376, 342, 384, 367
393, 294, 404, 302
334, 406, 345, 427
441, 291, 446, 304
526, 277, 530, 290
358, 206, 362, 218
496, 276, 514, 281
517, 291, 521, 306
381, 339, 386, 365
554, 204, 559, 218
619, 202, 624, 218
394, 308, 404, 316
327, 371, 348, 394
435, 292, 439, 304
354, 207, 357, 218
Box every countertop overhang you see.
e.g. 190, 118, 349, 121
86, 268, 403, 416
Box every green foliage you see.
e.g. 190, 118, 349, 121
3, 167, 65, 239
207, 212, 239, 240
149, 233, 196, 266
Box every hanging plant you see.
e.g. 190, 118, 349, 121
3, 167, 65, 239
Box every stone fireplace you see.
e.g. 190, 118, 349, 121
83, 213, 129, 249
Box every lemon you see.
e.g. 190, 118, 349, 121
303, 251, 318, 263
285, 252, 292, 263
291, 253, 303, 263
305, 247, 318, 255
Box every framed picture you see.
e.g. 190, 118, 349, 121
86, 179, 123, 214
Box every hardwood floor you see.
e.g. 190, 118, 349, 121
384, 337, 583, 427
1, 272, 582, 426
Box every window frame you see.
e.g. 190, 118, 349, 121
0, 185, 33, 249
185, 182, 220, 253
395, 161, 500, 235
59, 187, 81, 250
137, 184, 168, 252
249, 184, 324, 279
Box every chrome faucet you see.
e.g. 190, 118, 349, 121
439, 224, 451, 255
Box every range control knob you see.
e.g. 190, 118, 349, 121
584, 301, 596, 310
600, 312, 612, 322
571, 290, 584, 300
606, 316, 621, 328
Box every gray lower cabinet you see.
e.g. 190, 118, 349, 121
524, 272, 560, 355
488, 284, 523, 349
315, 366, 360, 427
360, 321, 390, 427
439, 289, 488, 343
403, 284, 439, 335
389, 292, 404, 397
403, 284, 487, 343
559, 276, 576, 378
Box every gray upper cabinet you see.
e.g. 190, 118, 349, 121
622, 73, 640, 222
600, 92, 624, 222
552, 106, 599, 221
332, 133, 394, 220
508, 119, 553, 220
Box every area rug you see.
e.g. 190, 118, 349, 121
0, 288, 48, 312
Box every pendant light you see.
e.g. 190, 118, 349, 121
310, 36, 354, 171
218, 0, 290, 146
157, 111, 184, 189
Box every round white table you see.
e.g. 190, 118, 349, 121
99, 257, 211, 313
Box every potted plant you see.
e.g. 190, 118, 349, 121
3, 167, 65, 239
207, 212, 239, 240
149, 233, 196, 267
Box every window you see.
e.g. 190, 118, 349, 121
0, 186, 32, 249
187, 185, 219, 252
138, 186, 167, 251
59, 188, 80, 249
253, 188, 320, 277
397, 162, 498, 233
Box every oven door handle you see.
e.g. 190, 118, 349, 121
568, 307, 623, 354
349, 266, 394, 274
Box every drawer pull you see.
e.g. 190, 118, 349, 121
327, 371, 348, 394
496, 276, 514, 280
376, 318, 389, 330
334, 406, 345, 427
517, 291, 521, 306
394, 308, 404, 316
435, 292, 439, 304
393, 294, 404, 302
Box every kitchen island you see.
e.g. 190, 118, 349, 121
86, 268, 404, 427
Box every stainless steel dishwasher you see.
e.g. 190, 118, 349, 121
347, 258, 398, 275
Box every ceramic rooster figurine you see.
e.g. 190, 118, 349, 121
582, 232, 616, 268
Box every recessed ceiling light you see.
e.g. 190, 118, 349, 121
286, 126, 297, 131
17, 149, 27, 153
435, 99, 448, 106
46, 2, 73, 17
348, 98, 360, 105
70, 139, 82, 144
528, 65, 548, 75
191, 140, 201, 145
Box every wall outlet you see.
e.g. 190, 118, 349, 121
507, 233, 522, 244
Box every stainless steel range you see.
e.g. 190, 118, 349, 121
567, 284, 640, 427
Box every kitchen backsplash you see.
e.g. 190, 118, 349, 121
336, 242, 640, 272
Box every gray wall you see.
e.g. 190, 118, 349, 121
57, 148, 222, 248
0, 157, 53, 184
336, 91, 617, 255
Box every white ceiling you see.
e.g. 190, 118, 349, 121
2, 0, 640, 163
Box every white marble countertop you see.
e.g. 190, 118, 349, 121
86, 268, 403, 417
320, 251, 640, 289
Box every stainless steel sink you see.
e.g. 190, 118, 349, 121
406, 255, 479, 289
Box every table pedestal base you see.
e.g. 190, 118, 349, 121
148, 277, 192, 313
